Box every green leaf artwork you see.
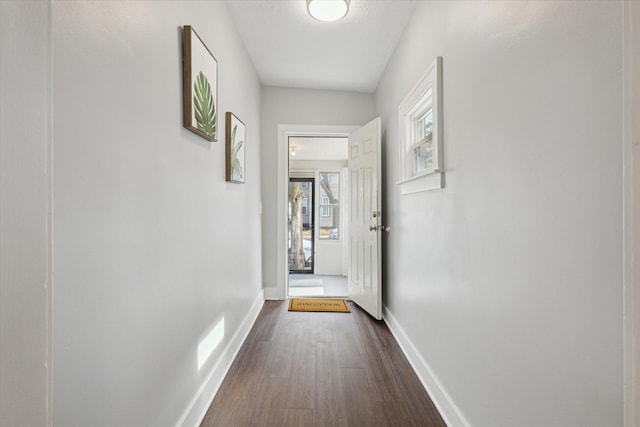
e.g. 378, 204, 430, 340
193, 71, 216, 139
230, 124, 244, 181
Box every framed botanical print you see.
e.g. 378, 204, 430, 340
226, 112, 246, 183
182, 25, 218, 141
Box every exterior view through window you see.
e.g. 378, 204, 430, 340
288, 177, 314, 273
319, 172, 340, 239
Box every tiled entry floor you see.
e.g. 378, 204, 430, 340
289, 274, 348, 297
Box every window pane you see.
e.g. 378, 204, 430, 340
414, 140, 433, 173
319, 172, 340, 240
417, 109, 433, 140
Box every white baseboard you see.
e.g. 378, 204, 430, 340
382, 305, 470, 427
176, 291, 265, 427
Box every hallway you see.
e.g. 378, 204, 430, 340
201, 301, 445, 426
2, 1, 637, 426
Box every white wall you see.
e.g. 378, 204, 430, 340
260, 87, 374, 294
53, 2, 262, 426
624, 2, 640, 426
0, 1, 52, 426
376, 1, 623, 426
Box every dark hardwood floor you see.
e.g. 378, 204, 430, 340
201, 300, 446, 427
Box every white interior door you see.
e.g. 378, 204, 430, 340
348, 118, 382, 319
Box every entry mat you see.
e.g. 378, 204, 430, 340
288, 298, 351, 313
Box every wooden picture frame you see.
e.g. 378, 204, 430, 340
182, 25, 218, 141
226, 112, 246, 183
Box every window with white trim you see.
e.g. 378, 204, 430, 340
398, 56, 444, 194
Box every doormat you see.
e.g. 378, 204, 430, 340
288, 298, 350, 313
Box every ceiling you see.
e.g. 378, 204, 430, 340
225, 0, 416, 93
289, 137, 348, 161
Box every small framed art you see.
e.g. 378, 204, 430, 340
226, 112, 246, 183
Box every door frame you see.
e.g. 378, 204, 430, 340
265, 124, 358, 300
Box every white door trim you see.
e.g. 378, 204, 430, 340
623, 2, 639, 426
268, 124, 359, 300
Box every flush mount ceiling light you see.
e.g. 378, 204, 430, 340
307, 0, 350, 22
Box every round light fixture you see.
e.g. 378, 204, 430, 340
307, 0, 349, 22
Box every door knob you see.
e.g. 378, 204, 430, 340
369, 224, 378, 231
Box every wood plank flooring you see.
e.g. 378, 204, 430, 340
200, 301, 446, 427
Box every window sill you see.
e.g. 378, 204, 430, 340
396, 170, 444, 194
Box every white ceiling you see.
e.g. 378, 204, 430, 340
289, 137, 348, 160
225, 0, 416, 93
